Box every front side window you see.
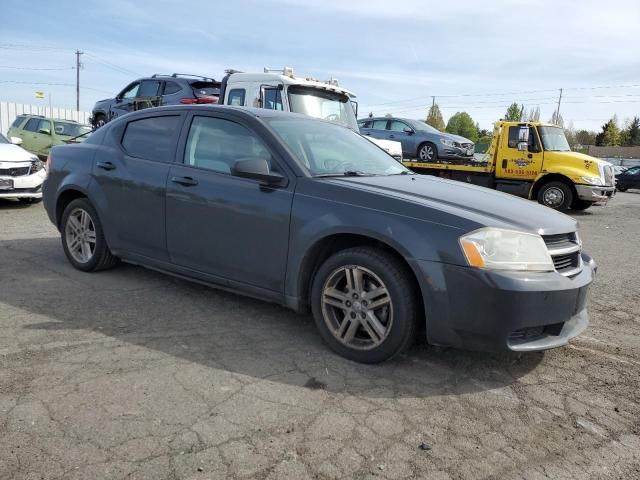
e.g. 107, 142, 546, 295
358, 120, 372, 129
184, 116, 274, 175
267, 118, 409, 177
263, 87, 283, 110
372, 119, 388, 130
37, 119, 51, 133
389, 120, 409, 133
138, 80, 161, 97
121, 115, 181, 162
538, 126, 570, 152
287, 86, 358, 131
54, 121, 91, 137
120, 82, 140, 99
227, 89, 245, 106
23, 118, 40, 132
626, 166, 640, 176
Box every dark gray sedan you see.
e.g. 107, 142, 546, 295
359, 117, 474, 162
43, 106, 594, 363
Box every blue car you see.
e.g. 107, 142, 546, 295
359, 117, 474, 162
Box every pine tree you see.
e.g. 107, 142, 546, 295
596, 116, 621, 146
425, 103, 445, 131
504, 103, 522, 121
624, 116, 640, 146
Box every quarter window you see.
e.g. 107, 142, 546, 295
372, 119, 388, 130
184, 116, 274, 175
227, 89, 246, 106
11, 116, 26, 128
263, 87, 283, 110
23, 118, 40, 132
122, 115, 181, 162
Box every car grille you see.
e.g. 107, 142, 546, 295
542, 232, 582, 276
0, 166, 30, 177
603, 164, 615, 186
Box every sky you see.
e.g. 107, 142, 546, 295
1, 0, 639, 131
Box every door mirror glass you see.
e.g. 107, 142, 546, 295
231, 158, 286, 186
10, 136, 22, 145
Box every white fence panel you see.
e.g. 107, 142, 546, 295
0, 101, 91, 135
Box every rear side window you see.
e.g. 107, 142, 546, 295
163, 81, 181, 95
11, 116, 26, 128
227, 89, 245, 106
372, 119, 388, 130
122, 115, 181, 162
23, 118, 40, 132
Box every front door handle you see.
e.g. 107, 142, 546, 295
527, 153, 533, 159
96, 161, 115, 171
389, 134, 396, 138
171, 176, 198, 186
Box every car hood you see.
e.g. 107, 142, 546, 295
0, 143, 36, 163
444, 133, 473, 144
322, 174, 577, 235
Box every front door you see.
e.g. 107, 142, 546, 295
496, 125, 543, 181
110, 81, 140, 121
91, 112, 185, 260
21, 118, 53, 157
165, 113, 294, 292
387, 120, 415, 158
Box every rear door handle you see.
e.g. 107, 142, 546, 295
171, 176, 198, 186
389, 134, 396, 138
96, 161, 115, 171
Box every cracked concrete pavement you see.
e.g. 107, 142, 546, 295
0, 193, 639, 479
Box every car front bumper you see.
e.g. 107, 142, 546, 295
575, 184, 615, 202
0, 169, 45, 199
412, 253, 595, 352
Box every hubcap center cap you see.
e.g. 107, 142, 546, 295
352, 301, 363, 312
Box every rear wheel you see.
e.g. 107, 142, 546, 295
311, 247, 418, 363
616, 186, 628, 192
537, 181, 573, 210
418, 142, 438, 162
61, 198, 118, 272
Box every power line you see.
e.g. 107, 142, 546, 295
83, 52, 143, 78
0, 65, 74, 71
0, 80, 74, 86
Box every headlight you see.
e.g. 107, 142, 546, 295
440, 138, 456, 147
30, 158, 44, 174
581, 176, 603, 186
459, 227, 554, 272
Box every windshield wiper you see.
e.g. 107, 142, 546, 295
314, 170, 373, 178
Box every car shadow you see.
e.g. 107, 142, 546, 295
0, 198, 33, 210
3, 237, 543, 399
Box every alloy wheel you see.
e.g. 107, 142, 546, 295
419, 145, 434, 161
321, 265, 393, 350
65, 208, 97, 263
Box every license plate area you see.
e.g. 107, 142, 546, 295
0, 178, 14, 190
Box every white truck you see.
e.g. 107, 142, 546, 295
218, 67, 402, 160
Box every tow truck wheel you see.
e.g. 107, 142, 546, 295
537, 181, 573, 211
418, 143, 437, 162
571, 199, 593, 211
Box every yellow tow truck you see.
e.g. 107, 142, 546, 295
403, 121, 615, 211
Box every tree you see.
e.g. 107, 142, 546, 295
526, 106, 540, 122
621, 116, 640, 146
446, 112, 479, 142
504, 102, 522, 121
564, 120, 576, 148
575, 129, 597, 146
596, 116, 621, 146
549, 113, 564, 127
425, 103, 445, 131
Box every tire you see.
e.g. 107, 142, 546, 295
60, 198, 118, 272
311, 247, 418, 363
616, 186, 628, 192
418, 142, 438, 162
93, 114, 107, 129
571, 199, 593, 211
18, 197, 42, 204
537, 181, 573, 211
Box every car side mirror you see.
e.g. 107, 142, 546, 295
231, 158, 287, 186
38, 128, 51, 135
517, 142, 528, 151
10, 136, 23, 145
403, 127, 414, 135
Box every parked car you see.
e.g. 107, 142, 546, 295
7, 115, 91, 160
358, 117, 474, 162
615, 165, 640, 192
91, 73, 220, 129
613, 165, 628, 176
0, 132, 46, 203
43, 106, 595, 363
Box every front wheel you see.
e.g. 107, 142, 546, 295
93, 114, 107, 130
61, 198, 118, 272
537, 181, 573, 210
311, 247, 418, 363
418, 142, 438, 162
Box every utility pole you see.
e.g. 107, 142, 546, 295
554, 88, 563, 125
75, 50, 83, 112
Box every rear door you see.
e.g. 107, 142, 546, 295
366, 119, 390, 141
91, 112, 185, 260
165, 112, 294, 292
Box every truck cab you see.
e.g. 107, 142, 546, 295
405, 121, 615, 211
219, 67, 402, 160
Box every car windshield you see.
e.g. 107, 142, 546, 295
0, 133, 9, 144
287, 86, 358, 131
54, 122, 91, 137
538, 126, 571, 151
266, 118, 410, 177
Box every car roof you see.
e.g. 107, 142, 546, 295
18, 114, 81, 123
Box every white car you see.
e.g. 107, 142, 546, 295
0, 133, 46, 204
365, 136, 403, 162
